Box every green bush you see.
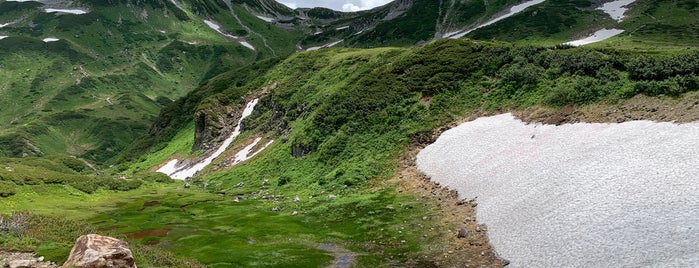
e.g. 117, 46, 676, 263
67, 179, 99, 194
0, 181, 17, 197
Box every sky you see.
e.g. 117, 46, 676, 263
276, 0, 394, 12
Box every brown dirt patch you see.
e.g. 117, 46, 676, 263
389, 145, 504, 267
125, 228, 171, 239
514, 92, 699, 124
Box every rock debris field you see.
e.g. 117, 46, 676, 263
416, 113, 699, 267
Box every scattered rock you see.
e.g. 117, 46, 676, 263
327, 194, 336, 200
271, 207, 280, 212
293, 196, 300, 202
292, 211, 298, 216
184, 182, 191, 189
458, 228, 468, 238
502, 258, 511, 266
10, 259, 37, 268
235, 182, 244, 188
62, 234, 136, 268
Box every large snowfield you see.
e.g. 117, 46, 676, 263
417, 113, 699, 267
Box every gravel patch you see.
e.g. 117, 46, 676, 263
416, 113, 699, 267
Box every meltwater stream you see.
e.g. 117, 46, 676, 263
158, 98, 259, 180
417, 113, 699, 267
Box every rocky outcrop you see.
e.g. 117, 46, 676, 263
0, 252, 58, 268
192, 100, 237, 152
62, 234, 136, 268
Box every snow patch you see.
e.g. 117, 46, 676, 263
231, 138, 274, 166
335, 26, 349, 30
598, 0, 636, 22
42, 37, 60, 42
447, 0, 546, 39
45, 8, 88, 15
204, 19, 238, 39
169, 0, 186, 12
256, 15, 275, 22
158, 98, 260, 180
564, 28, 624, 46
0, 22, 14, 28
306, 40, 343, 51
417, 113, 699, 267
0, 36, 8, 40
239, 41, 256, 51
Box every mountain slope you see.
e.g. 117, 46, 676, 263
0, 0, 300, 162
107, 38, 699, 266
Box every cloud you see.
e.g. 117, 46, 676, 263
343, 0, 393, 11
277, 1, 297, 9
276, 1, 393, 11
342, 3, 361, 12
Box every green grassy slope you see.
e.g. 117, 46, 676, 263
0, 0, 301, 162
464, 0, 699, 48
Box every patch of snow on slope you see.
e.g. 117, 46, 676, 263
169, 0, 186, 12
598, 0, 636, 22
256, 15, 274, 22
447, 0, 546, 39
416, 113, 699, 267
565, 28, 624, 46
42, 37, 60, 42
45, 9, 89, 15
335, 26, 349, 30
0, 22, 13, 28
306, 40, 344, 51
204, 19, 238, 39
158, 98, 259, 180
239, 41, 256, 51
231, 138, 274, 165
0, 36, 8, 40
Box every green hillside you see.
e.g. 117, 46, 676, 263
0, 0, 301, 162
0, 0, 698, 267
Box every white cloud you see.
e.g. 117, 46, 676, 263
277, 0, 393, 11
342, 3, 361, 12
278, 1, 297, 9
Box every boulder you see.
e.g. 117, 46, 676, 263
62, 234, 136, 268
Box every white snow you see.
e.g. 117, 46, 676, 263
231, 138, 274, 165
447, 0, 546, 39
44, 8, 88, 15
42, 37, 60, 42
306, 40, 344, 51
157, 159, 180, 176
256, 15, 275, 22
158, 98, 260, 180
564, 28, 624, 46
0, 36, 8, 40
335, 26, 349, 30
239, 41, 256, 51
204, 19, 238, 39
416, 113, 699, 267
0, 22, 13, 28
598, 0, 636, 22
169, 0, 186, 12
